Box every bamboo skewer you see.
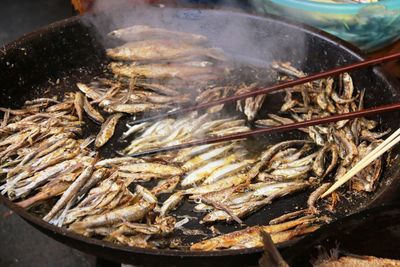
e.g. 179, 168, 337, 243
127, 102, 400, 158
321, 128, 400, 198
128, 51, 400, 125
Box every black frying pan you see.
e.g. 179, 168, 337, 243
0, 7, 400, 267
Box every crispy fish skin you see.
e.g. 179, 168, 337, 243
106, 39, 223, 62
202, 182, 309, 223
15, 176, 75, 209
109, 103, 164, 114
190, 216, 320, 251
95, 113, 123, 148
182, 144, 234, 172
118, 163, 182, 176
160, 191, 184, 216
69, 200, 155, 235
137, 82, 179, 96
181, 155, 237, 187
44, 161, 96, 222
76, 83, 102, 100
108, 25, 208, 44
260, 140, 312, 166
307, 183, 332, 214
95, 157, 144, 168
151, 176, 180, 196
110, 62, 223, 80
74, 92, 84, 121
184, 173, 251, 195
83, 96, 104, 123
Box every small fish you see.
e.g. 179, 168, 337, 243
74, 92, 84, 121
95, 157, 144, 168
15, 174, 77, 209
181, 154, 240, 187
83, 96, 104, 123
265, 165, 311, 181
360, 128, 391, 142
151, 176, 180, 196
69, 200, 155, 235
173, 144, 218, 163
44, 157, 97, 222
76, 83, 102, 100
269, 209, 308, 225
313, 145, 331, 177
307, 183, 332, 214
332, 130, 358, 167
260, 140, 312, 167
119, 162, 182, 176
203, 160, 252, 185
184, 173, 251, 195
110, 103, 164, 114
12, 159, 81, 198
95, 113, 123, 148
108, 25, 208, 44
182, 144, 234, 172
136, 185, 158, 204
77, 168, 108, 199
160, 191, 184, 216
202, 182, 309, 223
110, 62, 223, 80
276, 152, 317, 169
191, 215, 320, 250
107, 39, 224, 62
122, 122, 150, 139
137, 82, 180, 96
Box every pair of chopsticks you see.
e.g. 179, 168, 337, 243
126, 51, 400, 158
129, 51, 400, 125
128, 102, 400, 157
124, 52, 400, 198
321, 128, 400, 198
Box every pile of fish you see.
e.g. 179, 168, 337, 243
0, 25, 392, 251
122, 114, 250, 155
77, 25, 274, 123
257, 62, 389, 192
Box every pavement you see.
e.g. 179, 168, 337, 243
0, 1, 96, 266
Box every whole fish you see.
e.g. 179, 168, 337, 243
108, 25, 208, 44
107, 39, 225, 62
119, 163, 182, 177
110, 62, 224, 80
160, 191, 184, 216
83, 96, 104, 123
69, 200, 155, 235
44, 158, 96, 222
95, 113, 123, 148
191, 216, 321, 250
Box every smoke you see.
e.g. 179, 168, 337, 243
82, 0, 307, 66
80, 0, 308, 128
79, 0, 308, 152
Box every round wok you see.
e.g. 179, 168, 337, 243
0, 7, 400, 267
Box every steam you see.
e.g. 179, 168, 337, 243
82, 0, 307, 67
80, 0, 308, 128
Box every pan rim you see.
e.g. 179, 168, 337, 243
1, 6, 399, 258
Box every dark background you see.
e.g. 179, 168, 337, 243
0, 1, 95, 266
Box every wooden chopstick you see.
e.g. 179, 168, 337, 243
321, 128, 400, 198
127, 102, 400, 158
128, 51, 400, 125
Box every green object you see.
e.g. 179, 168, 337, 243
251, 0, 400, 52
